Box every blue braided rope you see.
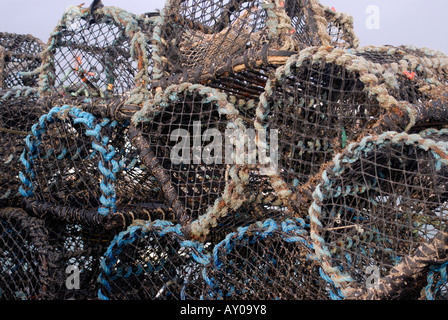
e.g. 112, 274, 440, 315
18, 105, 123, 217
424, 261, 448, 300
204, 217, 329, 300
97, 220, 210, 300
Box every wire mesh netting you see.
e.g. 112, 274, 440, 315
0, 32, 44, 89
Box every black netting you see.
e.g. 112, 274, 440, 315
202, 217, 332, 299
132, 84, 243, 227
0, 87, 44, 207
20, 105, 168, 230
97, 220, 208, 300
41, 217, 116, 300
0, 32, 44, 89
0, 208, 58, 300
257, 48, 384, 193
152, 0, 357, 92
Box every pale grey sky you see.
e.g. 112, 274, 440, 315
0, 0, 446, 54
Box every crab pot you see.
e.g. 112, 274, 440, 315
0, 32, 44, 89
131, 84, 249, 228
352, 47, 448, 135
39, 5, 152, 100
97, 220, 209, 300
0, 87, 44, 207
0, 208, 58, 300
309, 131, 448, 299
19, 105, 169, 231
202, 216, 336, 300
152, 0, 357, 118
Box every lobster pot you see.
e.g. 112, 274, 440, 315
254, 46, 448, 209
255, 47, 390, 207
354, 45, 448, 106
0, 87, 43, 207
152, 0, 357, 118
309, 131, 448, 299
39, 5, 152, 100
0, 208, 58, 300
202, 217, 335, 300
20, 105, 168, 230
132, 84, 247, 227
97, 220, 209, 300
0, 32, 44, 89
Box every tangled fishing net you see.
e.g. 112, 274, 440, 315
1, 0, 448, 300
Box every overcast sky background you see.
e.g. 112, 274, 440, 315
0, 0, 446, 54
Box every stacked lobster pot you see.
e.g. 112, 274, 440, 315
99, 0, 448, 301
151, 0, 359, 118
1, 0, 448, 301
97, 0, 362, 300
0, 4, 167, 300
0, 33, 52, 300
0, 33, 44, 207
